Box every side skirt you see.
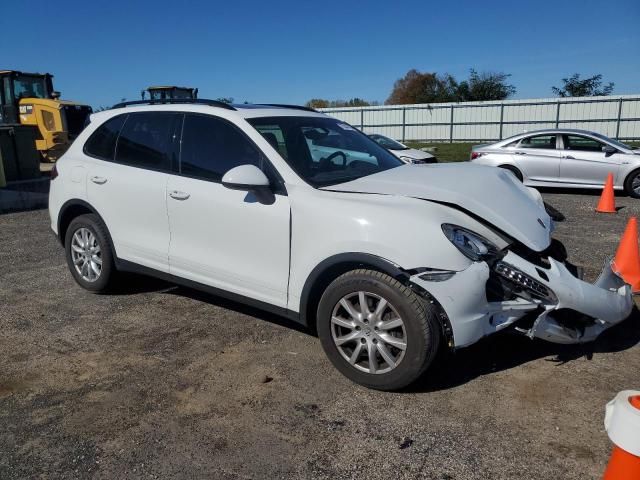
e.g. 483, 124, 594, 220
115, 258, 303, 326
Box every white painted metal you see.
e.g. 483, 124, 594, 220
320, 95, 640, 142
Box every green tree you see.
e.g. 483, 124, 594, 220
306, 98, 377, 108
552, 74, 614, 97
305, 98, 331, 108
215, 97, 234, 104
386, 69, 458, 104
456, 69, 516, 101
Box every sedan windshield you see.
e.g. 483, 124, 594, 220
369, 134, 408, 151
248, 116, 404, 187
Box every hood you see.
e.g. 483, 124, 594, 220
394, 148, 434, 160
322, 163, 552, 251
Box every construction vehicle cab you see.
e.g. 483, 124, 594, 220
0, 70, 92, 162
143, 86, 198, 101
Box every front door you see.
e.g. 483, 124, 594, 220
559, 134, 621, 186
167, 113, 291, 308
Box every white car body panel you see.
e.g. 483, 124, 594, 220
389, 147, 435, 163
49, 107, 633, 351
85, 156, 172, 273
166, 175, 291, 308
323, 163, 552, 252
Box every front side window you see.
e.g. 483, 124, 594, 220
115, 112, 178, 171
248, 116, 403, 187
180, 114, 265, 182
84, 115, 127, 161
518, 134, 557, 150
12, 75, 48, 99
563, 135, 605, 152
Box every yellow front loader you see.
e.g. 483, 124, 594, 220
0, 70, 92, 162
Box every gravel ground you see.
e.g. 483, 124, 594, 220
1, 190, 639, 480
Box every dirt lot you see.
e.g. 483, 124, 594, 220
1, 191, 639, 480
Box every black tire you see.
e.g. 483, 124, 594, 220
499, 164, 523, 182
317, 269, 441, 391
624, 169, 640, 198
64, 214, 116, 293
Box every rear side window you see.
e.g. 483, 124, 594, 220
84, 115, 126, 160
180, 114, 264, 182
518, 134, 557, 149
115, 112, 179, 171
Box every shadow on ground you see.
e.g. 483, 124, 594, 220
410, 307, 640, 393
108, 273, 640, 394
110, 272, 311, 335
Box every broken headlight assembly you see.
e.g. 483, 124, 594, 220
442, 224, 498, 262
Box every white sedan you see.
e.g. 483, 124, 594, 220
369, 134, 437, 164
471, 129, 640, 196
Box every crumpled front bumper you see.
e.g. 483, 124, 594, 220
410, 251, 633, 348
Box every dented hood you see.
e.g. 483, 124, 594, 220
322, 163, 552, 252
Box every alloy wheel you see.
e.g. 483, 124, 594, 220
330, 291, 407, 374
70, 227, 102, 282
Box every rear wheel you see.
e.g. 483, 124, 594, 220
499, 164, 523, 182
624, 169, 640, 198
64, 214, 116, 292
317, 269, 441, 391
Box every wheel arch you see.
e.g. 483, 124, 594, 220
498, 164, 523, 182
57, 199, 115, 255
299, 253, 410, 334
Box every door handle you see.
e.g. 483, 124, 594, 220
90, 176, 107, 185
515, 151, 527, 155
169, 190, 190, 200
563, 155, 575, 160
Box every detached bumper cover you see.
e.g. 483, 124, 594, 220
411, 251, 633, 347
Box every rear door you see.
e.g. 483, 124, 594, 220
512, 133, 561, 182
84, 111, 180, 272
166, 113, 291, 307
559, 134, 621, 185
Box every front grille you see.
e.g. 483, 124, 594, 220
494, 261, 555, 301
63, 105, 92, 137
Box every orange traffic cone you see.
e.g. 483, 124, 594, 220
596, 173, 617, 213
603, 391, 640, 479
612, 217, 640, 292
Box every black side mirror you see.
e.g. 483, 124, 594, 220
603, 145, 617, 157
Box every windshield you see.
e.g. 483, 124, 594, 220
149, 89, 193, 100
369, 134, 408, 150
591, 132, 631, 151
248, 116, 404, 187
13, 75, 48, 99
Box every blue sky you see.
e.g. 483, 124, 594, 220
2, 0, 638, 108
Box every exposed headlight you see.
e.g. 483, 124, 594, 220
442, 224, 498, 261
399, 156, 414, 164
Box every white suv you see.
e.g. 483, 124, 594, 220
49, 100, 632, 390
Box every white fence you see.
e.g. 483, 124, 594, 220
319, 95, 640, 142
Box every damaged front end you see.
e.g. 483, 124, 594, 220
411, 242, 633, 348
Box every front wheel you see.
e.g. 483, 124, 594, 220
317, 269, 441, 391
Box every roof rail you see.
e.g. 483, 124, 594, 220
111, 98, 236, 110
257, 103, 317, 112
